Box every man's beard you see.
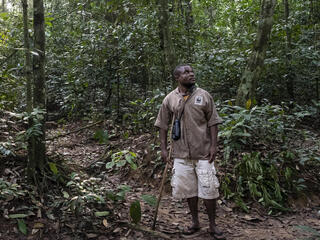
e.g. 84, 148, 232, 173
181, 82, 195, 89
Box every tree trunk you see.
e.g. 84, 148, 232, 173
2, 0, 5, 12
185, 0, 194, 61
22, 0, 32, 113
309, 0, 314, 23
283, 0, 294, 100
28, 0, 46, 181
22, 0, 35, 181
236, 0, 277, 107
158, 0, 177, 88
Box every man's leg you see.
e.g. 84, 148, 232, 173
183, 196, 200, 234
187, 196, 199, 228
203, 199, 224, 238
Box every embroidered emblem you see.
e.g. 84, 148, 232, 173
194, 96, 203, 105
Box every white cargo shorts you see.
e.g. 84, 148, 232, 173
171, 158, 220, 199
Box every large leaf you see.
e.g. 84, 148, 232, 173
9, 214, 28, 219
17, 219, 27, 235
94, 211, 110, 217
93, 129, 109, 144
141, 194, 157, 207
130, 200, 141, 224
106, 161, 115, 169
48, 162, 58, 175
116, 160, 126, 167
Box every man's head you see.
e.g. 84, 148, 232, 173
173, 64, 195, 89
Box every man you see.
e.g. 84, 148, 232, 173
154, 64, 224, 239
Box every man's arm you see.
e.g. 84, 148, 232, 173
160, 128, 169, 162
209, 124, 218, 163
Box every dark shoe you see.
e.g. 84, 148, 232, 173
182, 226, 201, 235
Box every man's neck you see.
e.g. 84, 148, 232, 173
178, 85, 196, 95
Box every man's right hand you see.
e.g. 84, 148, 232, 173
161, 149, 169, 162
160, 129, 169, 163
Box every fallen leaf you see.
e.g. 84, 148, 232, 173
17, 219, 27, 235
102, 219, 109, 228
37, 209, 42, 218
222, 206, 233, 212
241, 214, 262, 222
31, 228, 39, 235
95, 211, 109, 217
33, 222, 44, 229
86, 233, 98, 238
9, 214, 28, 219
62, 191, 69, 199
46, 212, 55, 220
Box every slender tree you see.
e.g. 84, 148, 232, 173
27, 0, 46, 181
158, 0, 177, 88
22, 0, 32, 114
236, 0, 277, 107
22, 0, 35, 181
283, 0, 294, 100
185, 0, 194, 60
1, 0, 5, 12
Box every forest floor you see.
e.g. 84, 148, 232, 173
1, 120, 320, 240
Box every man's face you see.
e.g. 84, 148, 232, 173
176, 65, 195, 88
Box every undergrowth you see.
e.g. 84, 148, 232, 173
217, 100, 320, 213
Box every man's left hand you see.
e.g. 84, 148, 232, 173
209, 146, 217, 163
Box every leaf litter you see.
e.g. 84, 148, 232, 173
0, 120, 319, 239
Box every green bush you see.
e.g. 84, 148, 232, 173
218, 100, 319, 212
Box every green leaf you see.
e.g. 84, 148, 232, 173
106, 191, 117, 201
246, 99, 252, 110
129, 152, 137, 158
106, 161, 115, 169
296, 225, 320, 236
130, 201, 141, 224
116, 160, 126, 167
125, 154, 134, 163
118, 184, 131, 192
48, 162, 58, 175
62, 191, 69, 198
129, 162, 138, 170
17, 219, 27, 235
141, 194, 157, 207
94, 211, 110, 217
93, 129, 109, 144
9, 214, 28, 219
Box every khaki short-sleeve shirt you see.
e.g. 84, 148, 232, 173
155, 87, 223, 160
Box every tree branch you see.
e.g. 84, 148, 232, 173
46, 120, 103, 141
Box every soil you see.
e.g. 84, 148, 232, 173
1, 121, 320, 240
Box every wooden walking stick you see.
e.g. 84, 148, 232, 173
152, 116, 175, 230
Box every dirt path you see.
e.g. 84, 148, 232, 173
38, 122, 320, 239
119, 177, 320, 240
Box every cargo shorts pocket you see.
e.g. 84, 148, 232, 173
171, 168, 176, 188
197, 169, 219, 193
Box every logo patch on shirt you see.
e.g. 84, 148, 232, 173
194, 96, 203, 105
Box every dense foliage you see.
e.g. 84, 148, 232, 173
1, 0, 319, 116
1, 0, 319, 214
218, 101, 319, 211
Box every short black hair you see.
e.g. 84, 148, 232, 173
173, 64, 191, 79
